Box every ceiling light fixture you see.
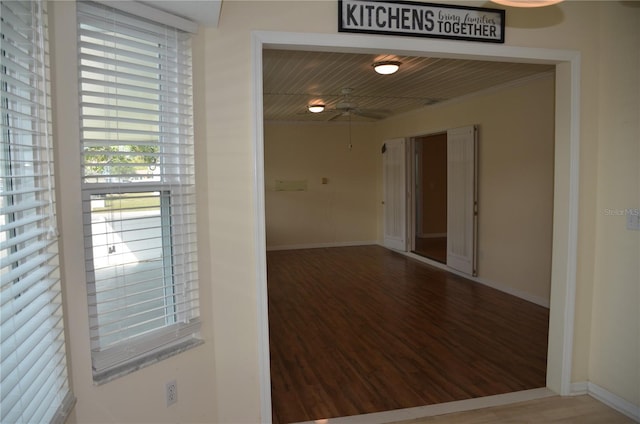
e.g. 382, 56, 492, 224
372, 60, 401, 75
308, 104, 325, 113
490, 0, 563, 7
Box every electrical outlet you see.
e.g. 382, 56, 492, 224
166, 380, 177, 406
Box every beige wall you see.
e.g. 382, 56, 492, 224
377, 75, 555, 304
264, 122, 378, 248
266, 75, 555, 305
589, 4, 640, 407
50, 2, 217, 423
205, 0, 639, 417
50, 1, 639, 422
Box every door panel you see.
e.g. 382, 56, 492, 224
447, 126, 477, 275
383, 138, 407, 251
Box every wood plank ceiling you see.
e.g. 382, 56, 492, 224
262, 49, 554, 122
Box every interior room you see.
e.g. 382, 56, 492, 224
263, 49, 556, 422
3, 1, 637, 423
263, 49, 556, 302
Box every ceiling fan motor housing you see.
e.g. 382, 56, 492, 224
336, 101, 358, 110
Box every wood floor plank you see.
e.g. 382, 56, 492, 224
268, 246, 550, 424
413, 237, 447, 263
390, 395, 635, 424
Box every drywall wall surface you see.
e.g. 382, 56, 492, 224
200, 2, 347, 421
50, 2, 217, 422
477, 0, 603, 386
376, 75, 555, 304
203, 0, 640, 417
264, 122, 378, 249
49, 0, 640, 421
589, 3, 640, 409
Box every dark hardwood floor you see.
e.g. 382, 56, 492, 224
413, 236, 447, 263
267, 245, 549, 424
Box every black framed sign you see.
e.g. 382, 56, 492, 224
338, 0, 505, 43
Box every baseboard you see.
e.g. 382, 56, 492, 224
570, 381, 640, 422
570, 381, 588, 395
472, 275, 550, 309
401, 250, 550, 308
587, 382, 640, 422
293, 388, 555, 424
266, 241, 377, 251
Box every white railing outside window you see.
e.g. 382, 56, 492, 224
0, 0, 74, 422
76, 1, 201, 382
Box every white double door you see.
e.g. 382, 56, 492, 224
382, 125, 477, 276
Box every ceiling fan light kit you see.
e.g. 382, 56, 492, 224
372, 60, 401, 75
490, 0, 563, 7
307, 104, 325, 113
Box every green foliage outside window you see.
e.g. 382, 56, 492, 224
84, 143, 159, 177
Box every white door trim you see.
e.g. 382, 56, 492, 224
446, 125, 477, 276
251, 30, 580, 422
383, 138, 408, 251
250, 31, 272, 423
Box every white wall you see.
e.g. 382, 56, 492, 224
49, 1, 639, 422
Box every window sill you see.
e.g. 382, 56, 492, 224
52, 391, 76, 424
93, 338, 204, 385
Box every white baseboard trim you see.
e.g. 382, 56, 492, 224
571, 381, 640, 422
293, 388, 555, 424
401, 250, 550, 308
266, 241, 377, 251
569, 381, 588, 395
588, 382, 639, 422
473, 274, 550, 309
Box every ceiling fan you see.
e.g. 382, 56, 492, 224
325, 88, 389, 121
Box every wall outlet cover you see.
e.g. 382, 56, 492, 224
166, 380, 177, 406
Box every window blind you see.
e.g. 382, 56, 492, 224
1, 0, 74, 422
76, 1, 201, 379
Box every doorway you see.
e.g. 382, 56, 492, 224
396, 125, 477, 276
412, 133, 447, 263
253, 31, 580, 423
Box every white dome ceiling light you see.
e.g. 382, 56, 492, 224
307, 104, 325, 113
372, 61, 401, 75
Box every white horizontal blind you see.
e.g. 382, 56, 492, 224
1, 1, 74, 423
77, 1, 200, 377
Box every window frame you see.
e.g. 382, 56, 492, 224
76, 0, 201, 383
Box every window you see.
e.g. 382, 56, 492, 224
77, 1, 201, 382
1, 0, 74, 422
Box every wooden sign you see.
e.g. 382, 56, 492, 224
339, 0, 505, 43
